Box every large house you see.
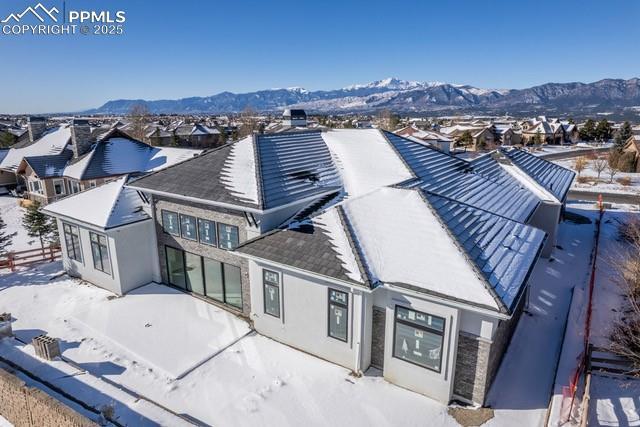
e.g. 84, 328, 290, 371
45, 128, 575, 406
0, 117, 201, 204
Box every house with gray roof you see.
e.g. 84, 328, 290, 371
121, 128, 574, 406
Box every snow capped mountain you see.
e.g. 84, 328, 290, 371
88, 77, 640, 115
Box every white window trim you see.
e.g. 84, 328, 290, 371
53, 179, 65, 196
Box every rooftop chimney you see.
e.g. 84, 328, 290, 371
27, 116, 46, 142
71, 118, 92, 158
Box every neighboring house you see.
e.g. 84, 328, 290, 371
42, 176, 157, 295
522, 120, 564, 144
440, 125, 496, 150
623, 135, 640, 172
5, 119, 201, 205
395, 125, 454, 153
493, 124, 516, 145
55, 129, 574, 406
560, 122, 580, 143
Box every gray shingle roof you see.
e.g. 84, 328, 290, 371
501, 148, 575, 202
23, 150, 73, 178
236, 219, 363, 285
129, 144, 260, 209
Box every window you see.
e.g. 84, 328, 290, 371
204, 258, 224, 302
217, 223, 239, 250
180, 214, 197, 240
263, 269, 280, 318
88, 181, 97, 188
53, 179, 65, 196
69, 180, 80, 194
162, 210, 180, 236
90, 232, 111, 275
198, 219, 217, 246
393, 306, 445, 372
63, 223, 82, 262
29, 180, 42, 194
166, 246, 186, 289
328, 289, 348, 342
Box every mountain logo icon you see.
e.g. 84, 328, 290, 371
1, 3, 59, 23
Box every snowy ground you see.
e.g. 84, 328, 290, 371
0, 196, 39, 252
547, 203, 640, 426
553, 158, 640, 195
486, 203, 597, 427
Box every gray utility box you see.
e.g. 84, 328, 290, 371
0, 313, 12, 339
32, 335, 61, 360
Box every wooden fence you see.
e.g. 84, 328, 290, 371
0, 245, 61, 272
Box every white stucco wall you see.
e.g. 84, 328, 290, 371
248, 259, 369, 371
57, 218, 156, 295
379, 287, 460, 404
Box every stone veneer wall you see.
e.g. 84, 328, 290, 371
370, 306, 386, 369
154, 195, 252, 316
0, 367, 96, 427
453, 290, 528, 404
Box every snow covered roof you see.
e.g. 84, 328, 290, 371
63, 129, 201, 180
0, 126, 71, 172
322, 129, 413, 198
19, 150, 73, 178
42, 176, 149, 230
238, 187, 546, 314
501, 148, 575, 202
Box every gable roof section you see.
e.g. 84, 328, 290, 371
0, 126, 71, 172
256, 131, 341, 209
42, 176, 149, 230
21, 149, 73, 178
501, 148, 575, 202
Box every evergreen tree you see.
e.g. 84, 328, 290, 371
0, 215, 16, 255
22, 202, 57, 249
458, 130, 473, 147
615, 121, 633, 150
580, 119, 596, 141
595, 119, 612, 142
531, 130, 543, 146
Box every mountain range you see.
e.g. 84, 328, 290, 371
88, 77, 640, 117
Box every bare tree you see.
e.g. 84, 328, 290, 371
574, 156, 588, 178
128, 104, 150, 141
592, 156, 608, 181
606, 162, 620, 183
376, 109, 400, 131
238, 106, 259, 138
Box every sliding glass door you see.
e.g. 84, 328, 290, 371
166, 246, 186, 290
185, 252, 205, 296
204, 258, 224, 302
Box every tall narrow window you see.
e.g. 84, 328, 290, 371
185, 252, 204, 295
162, 210, 180, 236
63, 223, 82, 262
393, 306, 445, 372
165, 246, 186, 289
90, 232, 111, 275
204, 258, 224, 302
224, 264, 243, 309
53, 179, 65, 196
198, 219, 217, 246
328, 289, 348, 342
263, 269, 280, 318
180, 214, 197, 240
217, 223, 239, 250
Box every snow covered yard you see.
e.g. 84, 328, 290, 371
0, 195, 40, 252
553, 158, 640, 195
486, 204, 598, 427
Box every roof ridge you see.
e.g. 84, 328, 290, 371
105, 176, 129, 228
251, 134, 266, 209
336, 205, 374, 288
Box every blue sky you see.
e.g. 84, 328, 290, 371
1, 0, 639, 113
